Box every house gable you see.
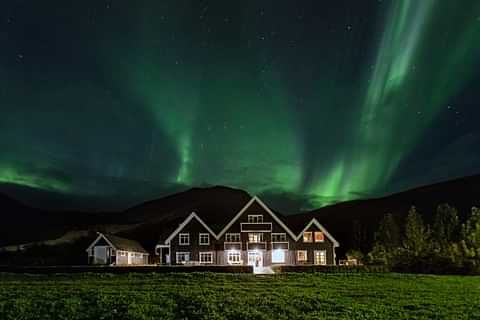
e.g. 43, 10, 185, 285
86, 233, 116, 252
296, 218, 339, 247
164, 212, 218, 244
217, 196, 297, 240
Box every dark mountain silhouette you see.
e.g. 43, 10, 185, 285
1, 175, 480, 261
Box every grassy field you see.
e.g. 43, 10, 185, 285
0, 272, 479, 319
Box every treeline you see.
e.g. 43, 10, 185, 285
351, 204, 480, 274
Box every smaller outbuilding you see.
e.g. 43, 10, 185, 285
86, 233, 149, 265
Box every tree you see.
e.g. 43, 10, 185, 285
433, 204, 460, 247
459, 207, 480, 271
375, 213, 401, 250
403, 206, 431, 257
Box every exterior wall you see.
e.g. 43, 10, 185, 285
116, 251, 149, 265
292, 225, 335, 265
170, 217, 216, 265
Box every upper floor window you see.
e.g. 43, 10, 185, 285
179, 233, 190, 245
248, 215, 263, 223
248, 233, 264, 243
303, 232, 313, 243
199, 233, 210, 245
297, 250, 308, 262
225, 233, 241, 242
315, 232, 324, 242
271, 233, 287, 242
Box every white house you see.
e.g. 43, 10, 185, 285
86, 233, 149, 265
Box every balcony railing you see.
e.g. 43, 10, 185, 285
240, 222, 272, 232
224, 242, 242, 251
247, 242, 267, 251
271, 241, 289, 250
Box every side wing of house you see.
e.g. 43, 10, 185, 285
166, 213, 217, 265
293, 219, 339, 265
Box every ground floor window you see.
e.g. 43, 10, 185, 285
272, 249, 286, 263
227, 251, 241, 264
314, 250, 327, 265
297, 250, 308, 262
176, 252, 190, 264
199, 252, 214, 264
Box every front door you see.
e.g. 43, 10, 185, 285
314, 250, 327, 265
94, 246, 108, 264
248, 251, 263, 268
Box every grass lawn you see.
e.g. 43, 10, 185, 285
0, 272, 479, 319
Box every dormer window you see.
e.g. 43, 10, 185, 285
303, 232, 313, 243
248, 215, 263, 223
179, 233, 190, 245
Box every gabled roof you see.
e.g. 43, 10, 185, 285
217, 196, 297, 240
296, 218, 339, 247
164, 212, 218, 244
86, 233, 149, 254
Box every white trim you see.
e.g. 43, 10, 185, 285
271, 233, 287, 242
86, 233, 117, 252
225, 233, 241, 242
271, 249, 287, 264
199, 233, 210, 245
303, 231, 313, 243
226, 250, 242, 264
314, 250, 327, 265
296, 218, 340, 247
199, 251, 214, 264
217, 196, 297, 240
247, 214, 264, 223
165, 212, 218, 244
271, 241, 289, 250
179, 233, 190, 245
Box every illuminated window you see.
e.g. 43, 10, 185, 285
225, 233, 240, 242
271, 233, 287, 242
248, 215, 263, 223
179, 233, 190, 245
176, 252, 190, 264
248, 233, 264, 243
199, 252, 214, 264
227, 251, 241, 264
315, 232, 324, 242
199, 233, 210, 245
297, 250, 308, 262
314, 250, 327, 265
272, 249, 286, 263
303, 232, 313, 243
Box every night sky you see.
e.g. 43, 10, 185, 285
1, 0, 480, 212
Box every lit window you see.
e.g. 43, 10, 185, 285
120, 251, 126, 257
315, 232, 324, 242
272, 249, 286, 263
176, 252, 190, 264
199, 233, 210, 245
227, 251, 241, 264
199, 252, 213, 264
303, 232, 313, 243
179, 233, 190, 245
248, 233, 264, 243
297, 250, 308, 262
271, 233, 287, 242
248, 215, 263, 223
225, 233, 240, 242
314, 250, 327, 265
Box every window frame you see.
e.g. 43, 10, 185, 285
227, 251, 241, 264
199, 233, 210, 245
176, 252, 190, 264
314, 231, 325, 242
225, 233, 241, 242
272, 249, 286, 264
247, 215, 264, 223
179, 233, 190, 245
199, 252, 214, 264
271, 233, 287, 242
303, 231, 313, 243
297, 250, 308, 262
248, 233, 264, 243
314, 250, 327, 265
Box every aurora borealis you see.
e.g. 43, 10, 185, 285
1, 0, 480, 212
